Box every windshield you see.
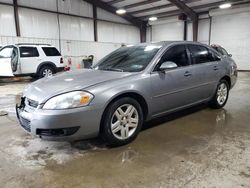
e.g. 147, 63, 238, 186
93, 45, 162, 72
0, 46, 14, 58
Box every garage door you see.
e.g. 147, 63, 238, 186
211, 12, 250, 70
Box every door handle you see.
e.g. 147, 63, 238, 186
184, 71, 192, 77
213, 66, 219, 71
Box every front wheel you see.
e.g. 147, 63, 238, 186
209, 79, 229, 109
101, 97, 143, 147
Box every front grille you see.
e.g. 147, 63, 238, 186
19, 116, 31, 132
26, 98, 38, 108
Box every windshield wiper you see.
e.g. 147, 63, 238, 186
102, 68, 124, 72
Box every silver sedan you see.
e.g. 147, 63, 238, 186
16, 41, 237, 146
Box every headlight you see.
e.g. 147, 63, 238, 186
43, 91, 94, 110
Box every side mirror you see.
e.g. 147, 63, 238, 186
159, 61, 178, 72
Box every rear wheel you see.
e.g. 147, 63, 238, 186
209, 79, 229, 109
38, 66, 55, 79
101, 97, 143, 147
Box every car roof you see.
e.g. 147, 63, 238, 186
211, 44, 221, 48
15, 43, 55, 47
129, 41, 207, 48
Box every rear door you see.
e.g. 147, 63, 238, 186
19, 47, 41, 74
187, 44, 221, 100
0, 46, 14, 76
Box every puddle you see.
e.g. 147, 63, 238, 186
0, 94, 21, 118
0, 111, 8, 116
3, 134, 108, 170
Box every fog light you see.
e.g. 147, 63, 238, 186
36, 127, 80, 137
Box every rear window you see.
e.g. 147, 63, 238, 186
220, 47, 229, 56
188, 45, 216, 64
212, 46, 229, 56
42, 47, 61, 56
20, 47, 39, 58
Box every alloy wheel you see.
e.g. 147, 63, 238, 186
42, 69, 53, 77
217, 83, 228, 105
111, 104, 139, 140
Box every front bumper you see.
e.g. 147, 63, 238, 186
16, 101, 103, 141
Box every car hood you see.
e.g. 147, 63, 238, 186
24, 69, 134, 103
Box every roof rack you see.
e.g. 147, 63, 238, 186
16, 43, 51, 46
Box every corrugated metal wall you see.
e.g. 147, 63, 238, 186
59, 15, 94, 41
187, 19, 210, 44
98, 21, 140, 43
18, 8, 60, 39
0, 4, 16, 36
148, 20, 184, 42
0, 1, 140, 68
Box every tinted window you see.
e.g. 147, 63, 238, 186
188, 45, 215, 64
217, 48, 223, 55
212, 46, 228, 56
42, 47, 61, 56
210, 49, 221, 61
20, 47, 39, 58
93, 45, 162, 72
213, 47, 223, 55
157, 45, 189, 69
220, 47, 229, 56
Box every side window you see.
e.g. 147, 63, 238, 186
220, 47, 229, 56
156, 45, 189, 70
42, 47, 61, 56
188, 45, 215, 64
217, 48, 224, 56
0, 47, 14, 58
210, 49, 221, 61
20, 47, 39, 58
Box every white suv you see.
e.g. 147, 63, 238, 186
0, 44, 64, 78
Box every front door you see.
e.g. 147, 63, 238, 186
0, 46, 15, 77
150, 44, 196, 117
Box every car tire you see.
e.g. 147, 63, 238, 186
101, 97, 143, 147
209, 79, 229, 109
38, 66, 55, 79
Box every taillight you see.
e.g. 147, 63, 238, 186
60, 57, 64, 64
64, 66, 70, 71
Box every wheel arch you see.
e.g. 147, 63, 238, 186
220, 75, 231, 89
36, 61, 57, 74
99, 91, 149, 134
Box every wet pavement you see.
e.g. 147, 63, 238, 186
0, 73, 250, 188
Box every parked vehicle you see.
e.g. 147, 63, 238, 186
211, 44, 232, 57
16, 41, 238, 146
0, 44, 64, 78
